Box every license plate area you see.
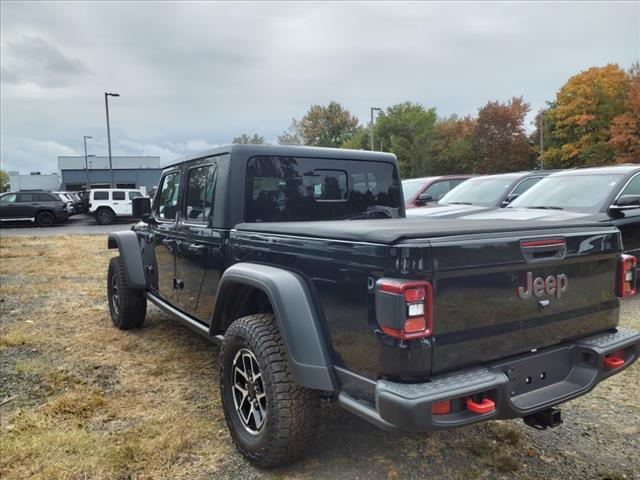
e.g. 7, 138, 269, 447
492, 346, 574, 397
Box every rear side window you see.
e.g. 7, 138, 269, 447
94, 191, 109, 200
245, 156, 402, 222
34, 193, 55, 201
155, 171, 182, 221
184, 164, 217, 223
112, 191, 126, 200
16, 193, 33, 202
620, 174, 640, 196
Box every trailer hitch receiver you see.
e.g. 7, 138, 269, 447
523, 408, 563, 430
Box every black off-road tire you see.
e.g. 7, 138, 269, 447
220, 313, 320, 467
35, 211, 55, 227
107, 256, 146, 330
96, 207, 115, 225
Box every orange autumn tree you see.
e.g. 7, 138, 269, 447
609, 63, 640, 163
543, 64, 630, 167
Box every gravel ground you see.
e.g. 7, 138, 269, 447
0, 235, 638, 480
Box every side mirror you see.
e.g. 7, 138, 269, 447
132, 197, 152, 222
503, 193, 520, 206
415, 193, 433, 206
612, 195, 640, 210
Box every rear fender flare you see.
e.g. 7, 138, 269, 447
107, 230, 146, 289
212, 262, 337, 392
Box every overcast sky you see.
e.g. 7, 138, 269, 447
1, 1, 638, 174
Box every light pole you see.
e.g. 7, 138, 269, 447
104, 92, 120, 187
539, 112, 544, 171
83, 135, 92, 190
370, 107, 382, 151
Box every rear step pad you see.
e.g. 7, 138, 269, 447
573, 327, 640, 353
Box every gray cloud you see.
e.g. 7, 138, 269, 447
0, 1, 638, 174
1, 35, 91, 87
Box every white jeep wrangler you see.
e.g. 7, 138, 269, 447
88, 189, 145, 225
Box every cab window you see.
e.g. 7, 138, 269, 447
112, 191, 126, 201
245, 156, 402, 222
184, 164, 217, 223
128, 191, 143, 200
155, 171, 182, 221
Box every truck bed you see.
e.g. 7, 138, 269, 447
235, 217, 612, 244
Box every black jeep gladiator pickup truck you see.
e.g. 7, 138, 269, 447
106, 145, 639, 467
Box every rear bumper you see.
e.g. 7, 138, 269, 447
339, 328, 640, 432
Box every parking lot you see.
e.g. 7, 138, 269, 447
1, 234, 638, 480
0, 214, 135, 237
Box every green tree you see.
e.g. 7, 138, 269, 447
374, 102, 437, 178
472, 96, 532, 173
277, 119, 304, 145
341, 127, 370, 150
544, 64, 630, 167
0, 170, 9, 192
232, 133, 267, 145
298, 101, 359, 148
424, 115, 476, 175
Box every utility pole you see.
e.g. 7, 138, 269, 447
104, 92, 120, 187
539, 113, 544, 171
370, 107, 381, 151
83, 135, 92, 189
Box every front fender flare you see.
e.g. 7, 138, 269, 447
107, 230, 146, 289
213, 263, 337, 392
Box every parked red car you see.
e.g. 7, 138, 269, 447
402, 175, 474, 208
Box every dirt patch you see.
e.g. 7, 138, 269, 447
1, 235, 639, 479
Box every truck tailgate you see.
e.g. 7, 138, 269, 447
429, 227, 622, 374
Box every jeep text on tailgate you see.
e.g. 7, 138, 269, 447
105, 145, 640, 467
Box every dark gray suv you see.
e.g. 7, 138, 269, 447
0, 191, 69, 226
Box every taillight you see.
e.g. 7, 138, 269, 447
376, 279, 433, 339
617, 254, 637, 298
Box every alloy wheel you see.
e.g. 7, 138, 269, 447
231, 347, 267, 435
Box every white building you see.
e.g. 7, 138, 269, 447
8, 172, 60, 192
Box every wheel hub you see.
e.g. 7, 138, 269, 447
111, 276, 120, 315
231, 348, 267, 435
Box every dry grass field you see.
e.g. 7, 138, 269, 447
1, 235, 639, 480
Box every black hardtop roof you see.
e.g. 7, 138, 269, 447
161, 144, 398, 169
235, 216, 613, 245
552, 164, 640, 176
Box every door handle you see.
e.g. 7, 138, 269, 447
187, 244, 206, 255
113, 202, 119, 205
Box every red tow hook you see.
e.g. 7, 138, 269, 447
466, 397, 496, 414
604, 355, 625, 369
